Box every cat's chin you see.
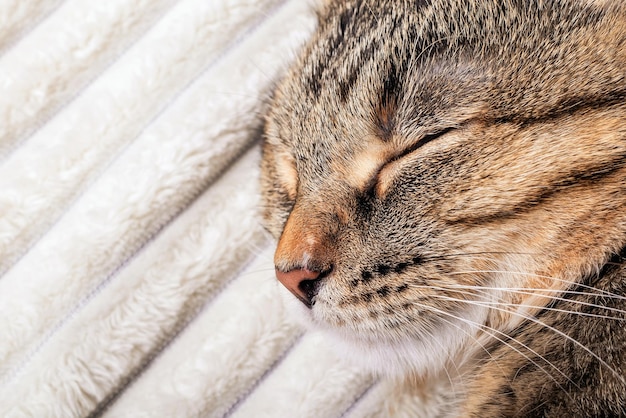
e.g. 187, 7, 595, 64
317, 322, 475, 380
278, 286, 486, 379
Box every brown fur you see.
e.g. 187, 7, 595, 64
261, 0, 626, 416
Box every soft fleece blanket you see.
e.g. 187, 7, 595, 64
0, 0, 417, 416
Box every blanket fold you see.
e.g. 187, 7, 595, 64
0, 0, 389, 416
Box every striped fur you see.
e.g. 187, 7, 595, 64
262, 0, 626, 416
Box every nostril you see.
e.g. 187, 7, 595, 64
298, 277, 322, 306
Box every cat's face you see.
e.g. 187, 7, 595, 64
261, 0, 626, 376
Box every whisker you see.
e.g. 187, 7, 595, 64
364, 3, 381, 25
437, 282, 626, 317
449, 284, 626, 322
442, 269, 626, 301
419, 251, 539, 260
413, 283, 626, 321
404, 299, 579, 395
424, 286, 626, 321
389, 300, 503, 393
412, 318, 463, 399
422, 292, 626, 387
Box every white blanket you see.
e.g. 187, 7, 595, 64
0, 0, 417, 416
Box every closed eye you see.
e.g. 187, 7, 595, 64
361, 128, 456, 199
389, 127, 456, 163
362, 127, 456, 198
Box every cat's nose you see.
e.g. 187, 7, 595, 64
275, 267, 323, 308
274, 204, 336, 308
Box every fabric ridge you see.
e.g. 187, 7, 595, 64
0, 0, 382, 416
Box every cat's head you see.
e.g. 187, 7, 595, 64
260, 0, 626, 376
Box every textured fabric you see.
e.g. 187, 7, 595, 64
0, 0, 388, 416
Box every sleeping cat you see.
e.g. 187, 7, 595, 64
260, 0, 626, 416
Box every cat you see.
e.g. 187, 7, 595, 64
260, 0, 626, 416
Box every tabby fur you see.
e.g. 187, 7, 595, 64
260, 0, 626, 416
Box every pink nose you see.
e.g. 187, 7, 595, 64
275, 268, 321, 308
